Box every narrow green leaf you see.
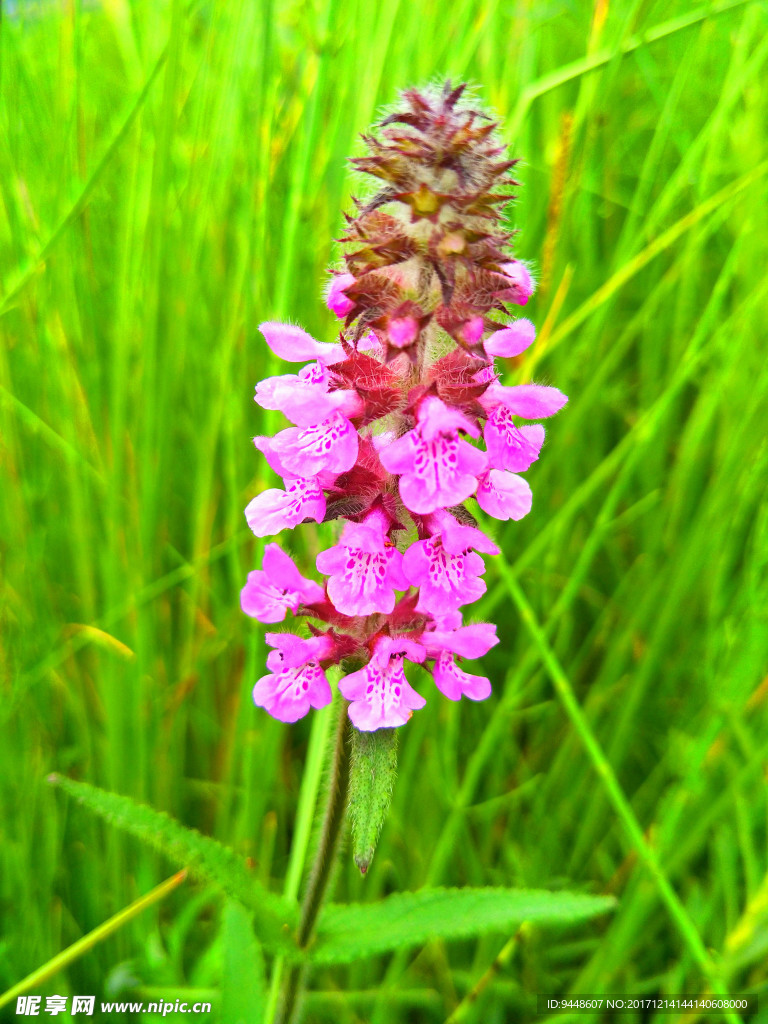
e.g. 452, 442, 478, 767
312, 887, 616, 965
221, 901, 266, 1024
0, 871, 187, 1010
48, 775, 298, 952
348, 727, 398, 875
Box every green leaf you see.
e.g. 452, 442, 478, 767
48, 774, 298, 952
348, 727, 398, 875
221, 901, 266, 1024
312, 887, 616, 964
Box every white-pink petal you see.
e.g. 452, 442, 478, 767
259, 322, 343, 365
476, 469, 533, 521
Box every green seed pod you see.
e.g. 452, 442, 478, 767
348, 727, 398, 874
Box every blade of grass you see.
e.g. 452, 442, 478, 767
0, 870, 187, 1010
499, 567, 741, 1022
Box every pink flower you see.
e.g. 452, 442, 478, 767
245, 477, 326, 537
269, 411, 359, 477
403, 512, 499, 614
484, 416, 545, 473
255, 362, 362, 427
433, 651, 491, 701
380, 397, 488, 514
326, 274, 356, 317
259, 322, 343, 364
240, 544, 325, 623
339, 636, 426, 730
476, 469, 532, 521
316, 513, 407, 616
264, 631, 334, 672
483, 318, 536, 359
422, 621, 497, 703
423, 621, 499, 659
480, 382, 568, 420
497, 261, 535, 305
253, 661, 332, 723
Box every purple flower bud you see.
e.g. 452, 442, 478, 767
388, 315, 420, 349
497, 261, 535, 305
326, 273, 356, 317
461, 316, 485, 346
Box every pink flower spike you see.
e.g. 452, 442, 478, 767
425, 621, 499, 659
316, 516, 407, 617
259, 322, 343, 365
270, 411, 359, 477
326, 274, 356, 317
264, 632, 334, 672
253, 661, 332, 723
480, 382, 568, 420
498, 261, 535, 305
484, 414, 545, 473
476, 469, 533, 521
245, 477, 326, 538
483, 319, 536, 359
380, 398, 487, 515
240, 543, 324, 623
433, 651, 492, 702
339, 637, 426, 731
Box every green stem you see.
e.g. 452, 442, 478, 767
275, 699, 351, 1024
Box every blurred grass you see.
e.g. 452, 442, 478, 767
1, 0, 768, 1020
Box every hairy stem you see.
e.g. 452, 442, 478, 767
276, 698, 350, 1024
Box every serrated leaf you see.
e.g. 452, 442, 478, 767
221, 901, 266, 1024
49, 774, 298, 953
311, 887, 615, 964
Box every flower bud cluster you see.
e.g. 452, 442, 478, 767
241, 83, 567, 731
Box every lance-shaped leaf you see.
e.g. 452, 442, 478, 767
48, 774, 298, 953
311, 887, 615, 964
348, 727, 398, 874
221, 901, 266, 1024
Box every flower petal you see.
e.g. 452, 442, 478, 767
476, 469, 532, 521
244, 478, 326, 537
270, 412, 359, 478
482, 383, 568, 419
259, 322, 343, 364
253, 662, 332, 723
340, 656, 426, 731
426, 622, 499, 659
484, 411, 545, 473
483, 319, 536, 358
433, 651, 492, 702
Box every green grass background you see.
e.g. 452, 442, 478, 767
2, 0, 768, 1019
